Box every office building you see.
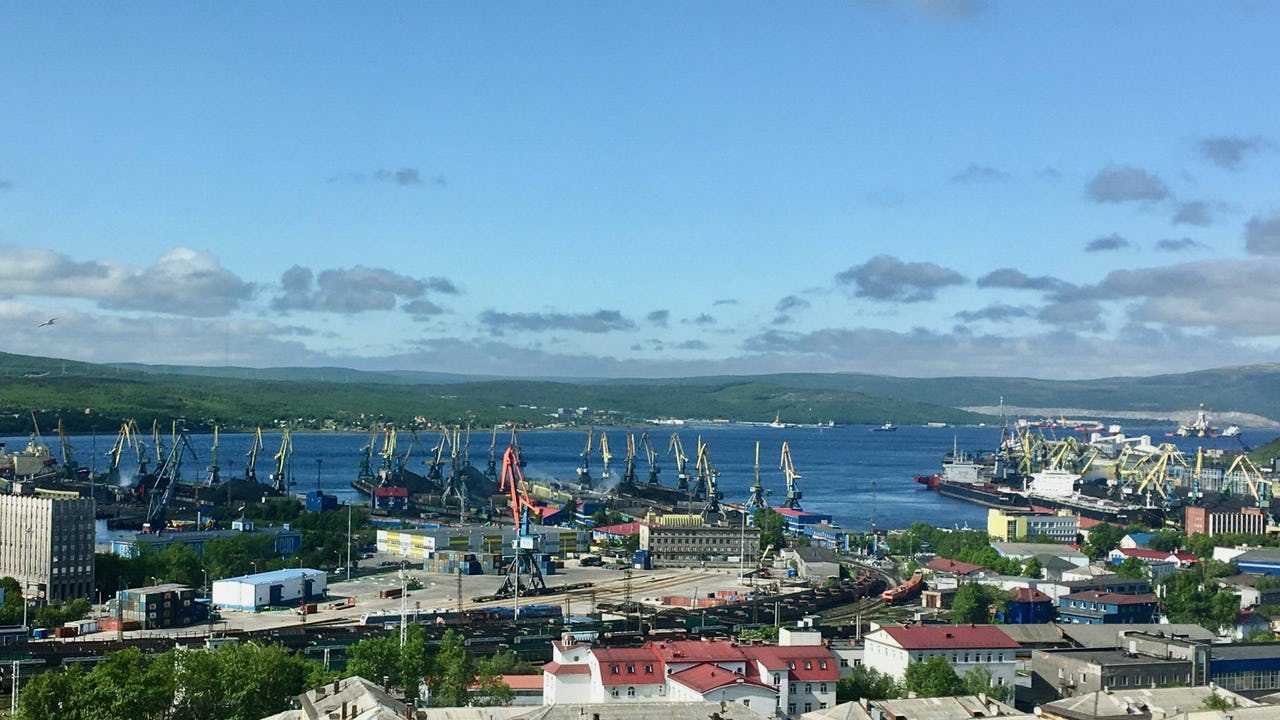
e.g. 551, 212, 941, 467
0, 492, 95, 602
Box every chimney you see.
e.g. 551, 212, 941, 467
333, 679, 341, 694
342, 701, 349, 719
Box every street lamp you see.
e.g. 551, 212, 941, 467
201, 569, 209, 598
250, 561, 259, 576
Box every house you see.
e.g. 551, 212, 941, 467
1037, 686, 1256, 720
992, 542, 1088, 568
862, 624, 1018, 689
1108, 547, 1197, 568
542, 627, 838, 717
1219, 575, 1280, 609
922, 557, 986, 578
782, 546, 841, 583
1001, 587, 1054, 624
1119, 532, 1155, 549
260, 676, 408, 720
1057, 591, 1159, 625
1230, 610, 1273, 641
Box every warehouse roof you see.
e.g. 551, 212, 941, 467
216, 568, 326, 584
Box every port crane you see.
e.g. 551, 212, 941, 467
441, 425, 468, 519
1222, 454, 1272, 511
745, 441, 771, 517
494, 442, 548, 600
103, 420, 142, 487
641, 431, 661, 485
56, 419, 86, 482
484, 426, 499, 483
618, 429, 639, 489
780, 441, 803, 510
270, 427, 294, 493
244, 427, 264, 484
695, 437, 722, 520
145, 426, 198, 526
668, 433, 692, 493
576, 428, 594, 489
599, 431, 612, 486
426, 432, 448, 482
204, 426, 222, 487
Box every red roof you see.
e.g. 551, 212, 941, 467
1012, 587, 1051, 603
1063, 591, 1159, 605
876, 625, 1019, 650
1118, 548, 1197, 563
774, 507, 823, 518
668, 664, 774, 694
924, 558, 985, 576
594, 521, 648, 537
1077, 516, 1109, 529
651, 639, 747, 664
542, 661, 590, 676
594, 647, 665, 686
745, 646, 839, 681
501, 674, 544, 691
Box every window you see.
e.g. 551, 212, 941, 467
820, 660, 828, 670
789, 704, 795, 714
804, 661, 812, 670
645, 664, 653, 674
788, 661, 795, 670
805, 703, 812, 712
627, 687, 636, 697
627, 664, 635, 674
774, 674, 781, 685
820, 683, 827, 693
805, 683, 811, 693
611, 665, 620, 674
789, 684, 796, 694
743, 700, 750, 707
820, 703, 828, 710
610, 689, 619, 698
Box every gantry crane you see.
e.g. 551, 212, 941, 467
244, 427, 264, 485
1223, 454, 1272, 511
641, 431, 661, 486
576, 428, 594, 488
494, 442, 548, 599
426, 432, 448, 482
599, 431, 612, 486
780, 441, 804, 510
745, 441, 771, 516
695, 437, 722, 519
271, 427, 294, 493
484, 425, 499, 483
103, 419, 141, 487
619, 429, 639, 489
669, 433, 692, 493
56, 419, 85, 482
145, 427, 198, 526
204, 426, 222, 487
441, 425, 468, 519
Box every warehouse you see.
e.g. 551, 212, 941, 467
210, 568, 327, 612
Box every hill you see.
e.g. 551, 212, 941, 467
0, 352, 985, 434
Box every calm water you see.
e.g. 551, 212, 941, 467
9, 424, 1275, 533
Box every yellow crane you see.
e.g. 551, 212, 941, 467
668, 432, 691, 493
1223, 454, 1272, 510
780, 440, 803, 510
271, 427, 293, 493
599, 431, 612, 484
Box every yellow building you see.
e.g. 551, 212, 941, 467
987, 508, 1079, 543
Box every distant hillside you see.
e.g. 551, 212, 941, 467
0, 352, 986, 433
107, 362, 489, 385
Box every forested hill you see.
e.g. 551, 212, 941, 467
0, 352, 986, 433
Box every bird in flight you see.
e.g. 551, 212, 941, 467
37, 318, 57, 327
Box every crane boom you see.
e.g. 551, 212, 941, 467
781, 441, 804, 510
641, 431, 661, 485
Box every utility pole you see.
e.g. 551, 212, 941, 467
346, 502, 353, 582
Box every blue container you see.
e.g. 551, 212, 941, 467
32, 628, 48, 639
786, 568, 798, 578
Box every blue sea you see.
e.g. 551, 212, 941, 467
7, 424, 1275, 533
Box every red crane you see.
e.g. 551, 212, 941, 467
500, 444, 540, 531
492, 442, 547, 599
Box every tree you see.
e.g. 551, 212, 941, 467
1021, 557, 1043, 579
950, 583, 1004, 624
16, 665, 87, 720
1161, 560, 1240, 632
399, 623, 432, 703
836, 665, 901, 703
739, 626, 780, 642
1114, 556, 1149, 580
904, 656, 965, 698
1203, 690, 1237, 710
427, 629, 473, 707
1084, 523, 1125, 560
962, 666, 1011, 702
754, 508, 786, 551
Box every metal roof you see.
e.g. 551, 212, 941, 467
215, 568, 326, 584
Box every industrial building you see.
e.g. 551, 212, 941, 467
113, 583, 208, 629
0, 491, 95, 602
639, 514, 760, 567
987, 508, 1080, 543
210, 568, 327, 612
1184, 505, 1267, 536
109, 521, 302, 559
377, 525, 590, 560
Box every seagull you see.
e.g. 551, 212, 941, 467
37, 318, 56, 327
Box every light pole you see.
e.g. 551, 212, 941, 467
201, 569, 209, 598
250, 561, 258, 576
346, 502, 353, 582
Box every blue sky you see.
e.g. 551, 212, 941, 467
2, 1, 1278, 379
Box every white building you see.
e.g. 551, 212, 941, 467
0, 492, 95, 602
862, 625, 1019, 690
210, 568, 327, 611
543, 627, 838, 717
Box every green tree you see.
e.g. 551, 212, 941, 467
904, 656, 966, 698
1084, 523, 1125, 560
427, 628, 473, 707
399, 623, 432, 703
739, 626, 780, 642
78, 647, 176, 720
1204, 690, 1237, 710
476, 649, 541, 677
158, 542, 204, 588
961, 666, 1011, 702
1114, 556, 1149, 580
346, 634, 402, 689
16, 664, 87, 720
836, 665, 901, 703
754, 508, 786, 551
1161, 560, 1240, 631
1021, 557, 1043, 579
1148, 530, 1186, 553
950, 583, 1004, 624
